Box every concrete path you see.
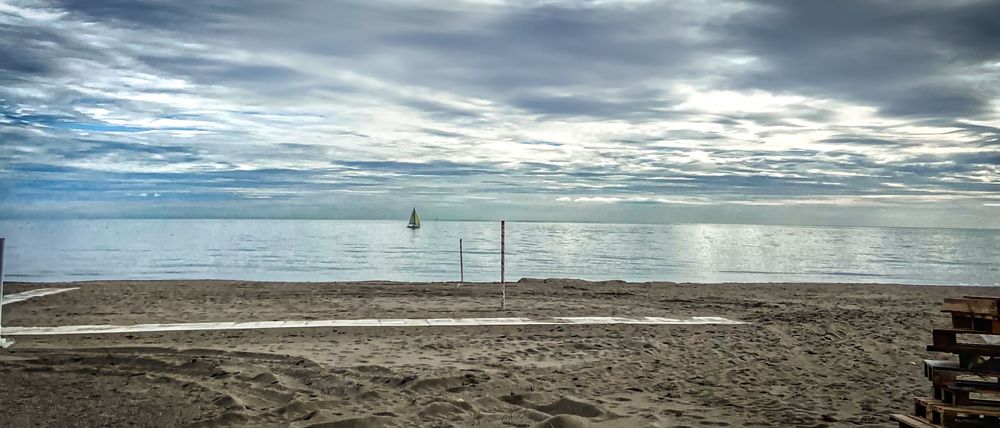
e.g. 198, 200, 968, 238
2, 288, 79, 305
3, 316, 745, 336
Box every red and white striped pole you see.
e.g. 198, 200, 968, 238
459, 238, 464, 285
500, 221, 506, 310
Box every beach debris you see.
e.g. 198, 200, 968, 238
891, 296, 1000, 427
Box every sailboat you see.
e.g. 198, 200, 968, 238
407, 207, 421, 229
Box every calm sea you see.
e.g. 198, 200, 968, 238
0, 219, 997, 285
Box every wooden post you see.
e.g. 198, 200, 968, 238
0, 237, 12, 348
500, 221, 506, 310
459, 238, 464, 285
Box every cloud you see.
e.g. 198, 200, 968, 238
715, 0, 1000, 119
0, 0, 998, 227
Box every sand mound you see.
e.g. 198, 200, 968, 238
277, 400, 327, 416
251, 372, 281, 385
407, 372, 487, 391
188, 411, 249, 427
212, 394, 245, 409
181, 357, 221, 372
535, 397, 604, 418
530, 415, 647, 428
519, 408, 553, 422
418, 401, 468, 419
500, 392, 550, 406
543, 278, 590, 285
305, 415, 395, 428
530, 414, 592, 428
503, 394, 605, 419
360, 390, 383, 400
472, 396, 520, 412
407, 376, 464, 391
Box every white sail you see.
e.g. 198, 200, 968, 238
407, 208, 420, 228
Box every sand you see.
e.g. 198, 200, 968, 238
0, 279, 990, 427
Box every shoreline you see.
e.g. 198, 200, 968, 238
6, 277, 994, 288
2, 279, 997, 427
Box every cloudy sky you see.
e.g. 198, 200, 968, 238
1, 0, 998, 227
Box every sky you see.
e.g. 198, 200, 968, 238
1, 0, 998, 228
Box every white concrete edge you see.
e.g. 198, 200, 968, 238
4, 316, 746, 336
2, 287, 80, 305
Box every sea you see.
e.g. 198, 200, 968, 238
0, 219, 997, 285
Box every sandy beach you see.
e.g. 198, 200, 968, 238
0, 279, 990, 427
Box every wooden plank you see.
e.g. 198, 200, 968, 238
914, 397, 929, 420
931, 328, 1000, 351
933, 329, 959, 347
952, 379, 1000, 391
935, 384, 1000, 406
925, 359, 961, 378
927, 343, 1000, 358
926, 359, 1000, 377
925, 359, 961, 374
942, 311, 1000, 322
890, 414, 937, 428
930, 371, 1000, 392
943, 298, 1000, 317
924, 359, 1000, 383
933, 327, 1000, 337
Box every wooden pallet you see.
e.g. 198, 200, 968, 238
925, 360, 1000, 401
891, 298, 1000, 427
927, 329, 1000, 368
912, 397, 1000, 427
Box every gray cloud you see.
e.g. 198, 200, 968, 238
716, 0, 1000, 118
0, 0, 998, 227
50, 0, 238, 28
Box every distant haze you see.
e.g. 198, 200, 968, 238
1, 1, 998, 228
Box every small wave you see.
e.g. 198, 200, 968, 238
817, 271, 889, 278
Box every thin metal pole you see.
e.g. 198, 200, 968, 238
0, 238, 4, 327
500, 221, 506, 310
459, 238, 464, 285
0, 237, 12, 348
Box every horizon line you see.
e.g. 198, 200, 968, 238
0, 216, 996, 231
